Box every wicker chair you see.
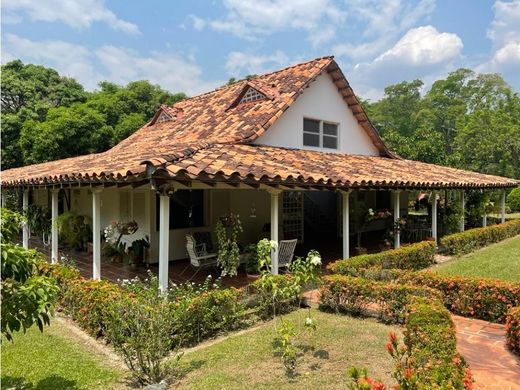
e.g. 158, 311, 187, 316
278, 239, 298, 271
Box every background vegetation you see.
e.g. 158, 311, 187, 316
1, 60, 519, 180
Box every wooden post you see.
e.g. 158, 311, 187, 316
342, 190, 351, 258
270, 191, 280, 275
51, 189, 59, 263
22, 189, 29, 249
92, 189, 102, 280
159, 193, 171, 293
393, 190, 401, 249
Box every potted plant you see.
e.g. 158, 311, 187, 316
128, 236, 150, 268
215, 213, 243, 277
244, 243, 260, 280
55, 211, 91, 250
102, 220, 139, 263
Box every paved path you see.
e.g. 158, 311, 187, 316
453, 315, 520, 389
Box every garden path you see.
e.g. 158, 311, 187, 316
453, 315, 520, 389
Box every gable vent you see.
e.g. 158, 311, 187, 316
239, 87, 266, 104
155, 111, 173, 124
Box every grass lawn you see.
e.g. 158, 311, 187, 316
434, 236, 520, 282
1, 318, 126, 390
489, 213, 520, 219
176, 308, 400, 390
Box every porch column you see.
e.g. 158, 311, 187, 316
158, 193, 171, 293
92, 189, 102, 280
22, 189, 29, 249
270, 190, 280, 275
393, 190, 401, 249
500, 190, 506, 224
459, 190, 465, 232
51, 189, 59, 263
341, 190, 351, 259
432, 191, 438, 244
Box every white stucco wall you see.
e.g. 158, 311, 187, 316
254, 71, 380, 156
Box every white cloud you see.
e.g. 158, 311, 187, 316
333, 0, 435, 61
187, 15, 206, 31
477, 1, 520, 87
204, 0, 345, 46
2, 0, 139, 34
349, 26, 463, 99
225, 50, 292, 76
2, 34, 221, 95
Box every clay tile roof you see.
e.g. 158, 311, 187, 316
1, 56, 518, 189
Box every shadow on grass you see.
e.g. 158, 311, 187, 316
2, 375, 78, 390
176, 359, 206, 380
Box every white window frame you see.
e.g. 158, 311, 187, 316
303, 117, 339, 150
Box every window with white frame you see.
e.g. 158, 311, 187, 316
303, 118, 338, 149
239, 87, 266, 104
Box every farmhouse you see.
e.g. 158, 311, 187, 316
2, 56, 517, 291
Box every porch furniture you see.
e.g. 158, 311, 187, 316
181, 234, 218, 278
278, 239, 298, 271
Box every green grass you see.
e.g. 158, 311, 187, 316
176, 309, 399, 390
434, 236, 520, 282
489, 212, 520, 219
1, 319, 126, 390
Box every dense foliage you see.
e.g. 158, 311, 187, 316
327, 240, 436, 275
440, 220, 520, 255
1, 60, 186, 169
505, 307, 520, 356
507, 187, 520, 212
1, 208, 59, 342
364, 69, 520, 179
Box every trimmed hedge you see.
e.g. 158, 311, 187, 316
402, 297, 471, 388
505, 307, 520, 355
327, 240, 436, 275
398, 271, 520, 323
319, 274, 439, 324
441, 219, 520, 255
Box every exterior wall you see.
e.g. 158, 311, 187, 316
254, 71, 380, 156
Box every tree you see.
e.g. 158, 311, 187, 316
1, 208, 58, 342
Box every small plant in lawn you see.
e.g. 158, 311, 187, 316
274, 319, 298, 373
104, 294, 183, 386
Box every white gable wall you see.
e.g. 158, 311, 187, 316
254, 71, 380, 156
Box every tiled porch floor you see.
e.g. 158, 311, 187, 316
28, 237, 250, 288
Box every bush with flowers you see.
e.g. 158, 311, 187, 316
319, 274, 439, 324
505, 306, 520, 356
328, 240, 436, 276
440, 219, 520, 255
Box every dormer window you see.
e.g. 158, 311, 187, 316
155, 111, 173, 123
239, 87, 266, 104
303, 118, 338, 149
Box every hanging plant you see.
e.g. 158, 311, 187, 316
215, 214, 243, 277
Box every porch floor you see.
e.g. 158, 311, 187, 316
27, 237, 250, 289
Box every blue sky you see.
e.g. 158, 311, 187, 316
2, 0, 519, 100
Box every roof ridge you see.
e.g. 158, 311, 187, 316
171, 55, 334, 107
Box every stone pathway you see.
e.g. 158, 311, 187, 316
452, 315, 520, 389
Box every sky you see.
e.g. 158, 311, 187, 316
2, 0, 519, 101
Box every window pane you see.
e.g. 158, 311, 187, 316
323, 135, 338, 149
303, 133, 320, 147
303, 118, 320, 133
156, 190, 205, 230
323, 122, 338, 135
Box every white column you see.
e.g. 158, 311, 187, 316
1, 190, 7, 208
92, 189, 102, 280
393, 190, 401, 249
22, 189, 29, 249
158, 194, 170, 293
432, 191, 438, 244
342, 191, 351, 258
460, 191, 465, 232
270, 191, 280, 275
501, 190, 506, 224
51, 189, 59, 263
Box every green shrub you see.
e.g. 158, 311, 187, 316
250, 274, 300, 319
505, 307, 520, 355
328, 240, 436, 275
440, 220, 520, 255
507, 187, 520, 212
319, 274, 439, 324
397, 297, 472, 388
398, 271, 520, 323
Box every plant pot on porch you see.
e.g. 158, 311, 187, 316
353, 246, 367, 256
246, 273, 260, 282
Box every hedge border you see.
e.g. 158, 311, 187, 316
505, 307, 520, 356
